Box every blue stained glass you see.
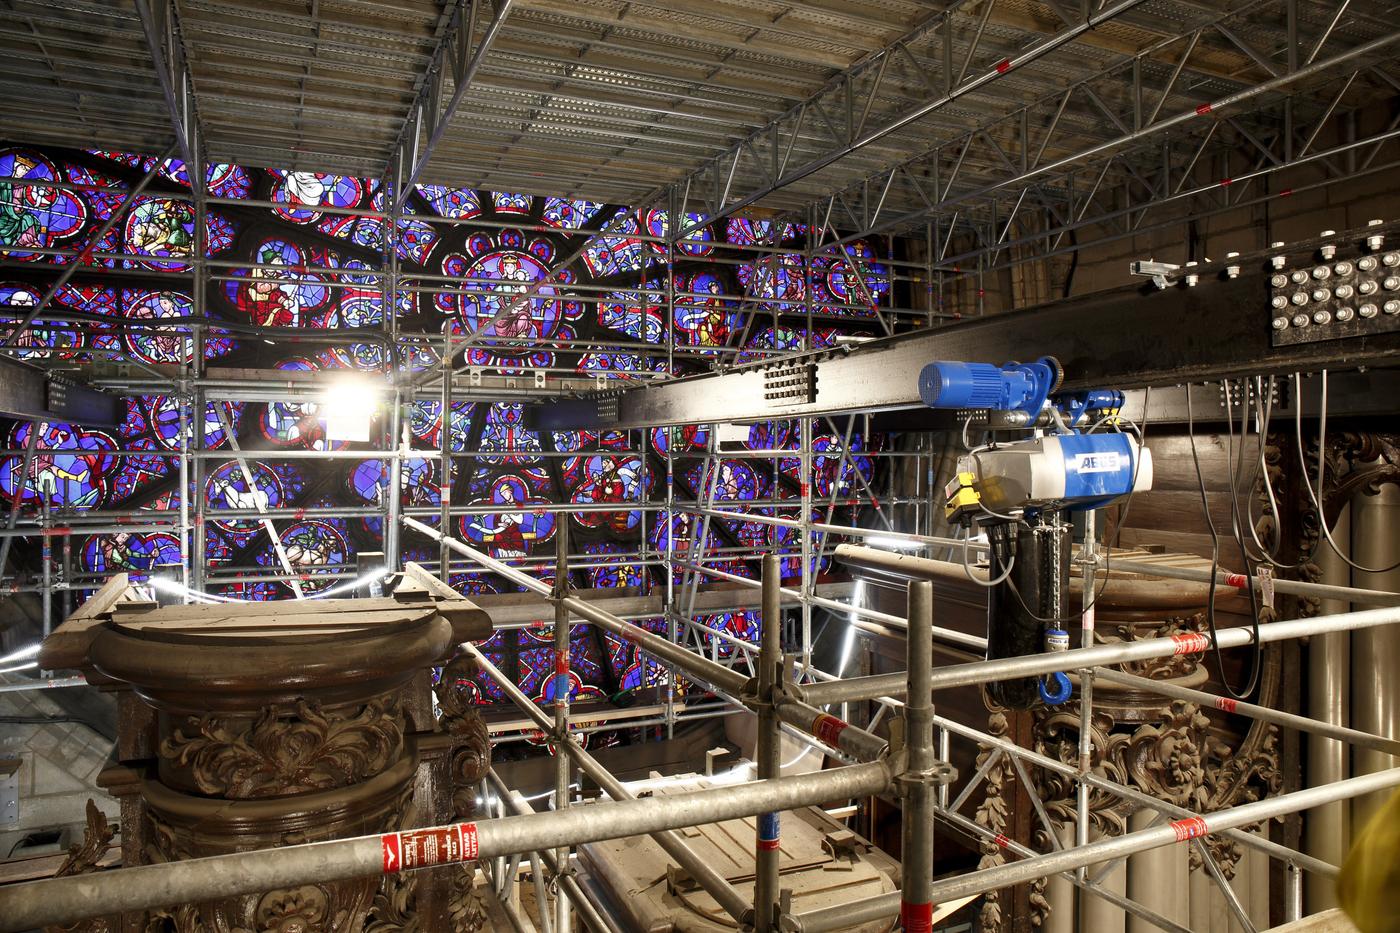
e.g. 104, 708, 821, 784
109, 452, 171, 502
737, 254, 805, 304
746, 421, 793, 450
418, 185, 481, 219
673, 272, 738, 347
812, 241, 889, 317
206, 164, 252, 199
65, 165, 125, 220
226, 239, 331, 327
441, 244, 579, 343
687, 459, 762, 503
88, 150, 157, 172
460, 473, 555, 557
396, 218, 437, 263
566, 454, 644, 533
206, 213, 236, 254
254, 519, 351, 587
648, 510, 716, 558
583, 541, 643, 589
154, 159, 246, 196
259, 398, 348, 451
409, 400, 474, 452
598, 286, 663, 343
121, 290, 193, 364
348, 457, 440, 513
649, 425, 709, 455
582, 215, 645, 277
0, 422, 116, 509
451, 572, 502, 599
697, 610, 759, 658
541, 197, 599, 230
478, 403, 541, 464
218, 580, 286, 601
0, 285, 81, 359
726, 218, 805, 246
0, 149, 87, 258
205, 459, 303, 542
82, 532, 182, 574
607, 617, 673, 691
137, 397, 242, 450
492, 191, 532, 214
270, 171, 366, 223
317, 211, 384, 250
641, 208, 712, 256
738, 325, 840, 363
124, 196, 196, 271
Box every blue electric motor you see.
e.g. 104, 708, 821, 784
918, 357, 1062, 415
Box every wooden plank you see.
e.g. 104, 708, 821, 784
116, 609, 432, 631
398, 563, 491, 642
38, 573, 138, 672
108, 596, 425, 621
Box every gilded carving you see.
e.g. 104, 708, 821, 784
44, 800, 116, 933
254, 886, 333, 933
1113, 613, 1208, 681
162, 698, 404, 798
973, 712, 1012, 931
435, 654, 492, 820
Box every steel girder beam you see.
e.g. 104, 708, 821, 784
794, 9, 1400, 250
930, 99, 1400, 280
0, 358, 120, 427
653, 0, 1152, 243
387, 0, 515, 211
133, 0, 204, 189
536, 220, 1400, 431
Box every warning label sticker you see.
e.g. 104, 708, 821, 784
1171, 632, 1210, 655
381, 823, 479, 873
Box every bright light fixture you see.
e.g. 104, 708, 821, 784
0, 660, 38, 675
320, 377, 386, 443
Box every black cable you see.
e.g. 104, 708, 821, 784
1234, 376, 1315, 570
1296, 371, 1400, 574
1187, 388, 1261, 700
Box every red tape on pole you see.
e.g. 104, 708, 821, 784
1170, 817, 1208, 843
811, 713, 849, 747
1170, 632, 1210, 655
901, 901, 934, 933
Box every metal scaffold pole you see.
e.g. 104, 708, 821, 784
552, 519, 572, 933
753, 552, 782, 933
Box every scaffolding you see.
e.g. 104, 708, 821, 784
1, 0, 1399, 927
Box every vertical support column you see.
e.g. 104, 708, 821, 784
39, 486, 52, 638
1351, 477, 1400, 831
190, 146, 207, 596
1075, 507, 1098, 926
177, 393, 191, 596
664, 425, 676, 740
384, 394, 404, 572
901, 580, 936, 933
383, 169, 403, 574
553, 520, 572, 933
1307, 504, 1350, 912
799, 416, 813, 669
438, 334, 453, 584
754, 552, 782, 933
